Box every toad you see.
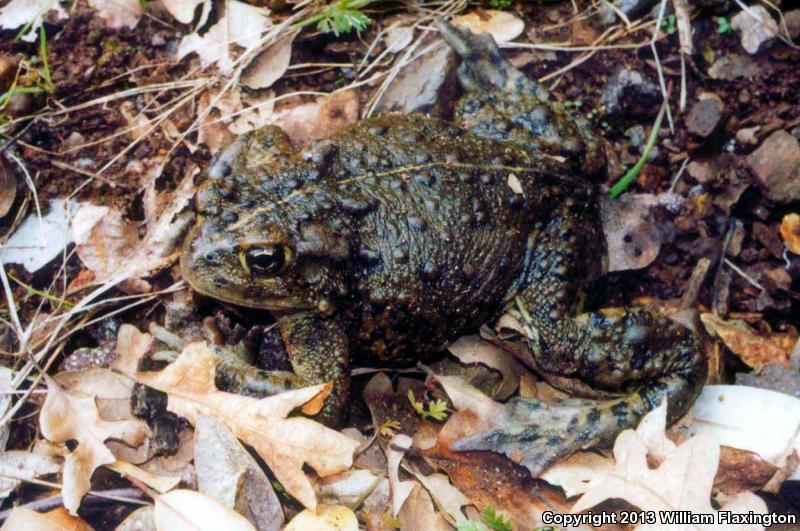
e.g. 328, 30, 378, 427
181, 21, 705, 474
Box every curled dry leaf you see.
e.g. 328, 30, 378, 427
177, 0, 272, 74
780, 213, 800, 254
116, 506, 155, 531
194, 413, 283, 530
284, 505, 358, 531
276, 90, 359, 149
0, 0, 67, 42
700, 313, 791, 371
0, 507, 93, 531
242, 33, 295, 90
39, 377, 149, 514
71, 203, 141, 291
451, 10, 525, 43
0, 450, 62, 500
154, 489, 255, 531
447, 335, 520, 399
135, 342, 359, 509
86, 0, 142, 29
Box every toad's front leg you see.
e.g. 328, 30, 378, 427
275, 312, 351, 427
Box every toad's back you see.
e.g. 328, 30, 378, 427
291, 113, 582, 362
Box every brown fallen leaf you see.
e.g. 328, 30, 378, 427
715, 446, 777, 495
154, 489, 255, 531
780, 213, 800, 254
284, 505, 359, 531
39, 378, 148, 514
242, 33, 296, 89
319, 468, 381, 507
0, 507, 93, 531
161, 0, 208, 24
276, 90, 359, 149
411, 471, 470, 526
700, 312, 791, 371
115, 506, 155, 531
451, 10, 525, 43
398, 483, 451, 531
229, 91, 276, 136
135, 342, 359, 509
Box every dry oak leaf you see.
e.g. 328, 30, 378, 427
154, 489, 255, 531
701, 313, 790, 371
572, 425, 768, 530
39, 377, 149, 515
0, 506, 93, 531
135, 342, 359, 510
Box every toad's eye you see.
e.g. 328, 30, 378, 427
240, 246, 290, 277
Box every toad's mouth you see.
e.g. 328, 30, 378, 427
184, 277, 316, 312
180, 258, 316, 314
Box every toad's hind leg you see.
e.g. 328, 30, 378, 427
452, 202, 706, 476
435, 20, 605, 177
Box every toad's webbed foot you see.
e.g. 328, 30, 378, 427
452, 395, 643, 476
454, 303, 706, 476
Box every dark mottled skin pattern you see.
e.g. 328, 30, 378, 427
181, 22, 706, 475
